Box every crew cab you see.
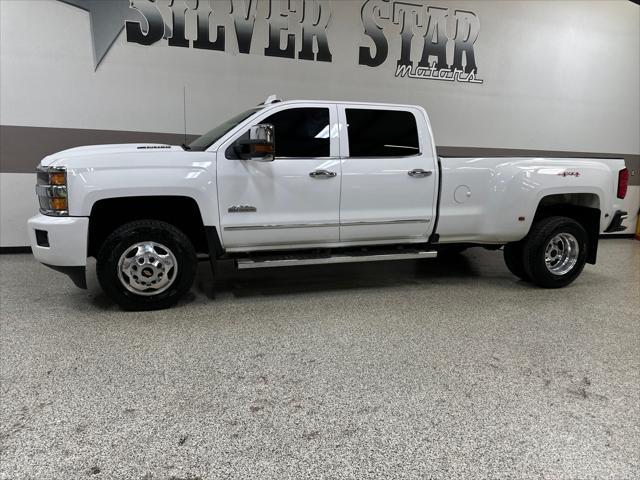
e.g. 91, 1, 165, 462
28, 97, 630, 310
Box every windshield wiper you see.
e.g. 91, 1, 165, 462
181, 143, 192, 151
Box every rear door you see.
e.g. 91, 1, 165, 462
217, 103, 341, 250
338, 105, 438, 242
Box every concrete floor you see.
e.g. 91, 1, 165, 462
0, 239, 638, 480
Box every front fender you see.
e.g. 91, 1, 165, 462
65, 158, 219, 229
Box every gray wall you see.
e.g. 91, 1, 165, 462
1, 0, 639, 246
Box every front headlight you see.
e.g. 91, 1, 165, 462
36, 166, 68, 216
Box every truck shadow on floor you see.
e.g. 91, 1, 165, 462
81, 246, 614, 310
86, 249, 540, 310
193, 249, 521, 301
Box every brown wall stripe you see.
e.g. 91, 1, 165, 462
1, 125, 638, 184
0, 125, 198, 174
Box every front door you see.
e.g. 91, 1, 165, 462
217, 104, 340, 250
338, 105, 438, 242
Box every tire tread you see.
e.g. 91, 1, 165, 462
96, 220, 197, 310
522, 216, 587, 288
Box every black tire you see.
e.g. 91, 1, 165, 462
522, 216, 588, 288
503, 241, 529, 281
96, 220, 197, 310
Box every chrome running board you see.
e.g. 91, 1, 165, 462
236, 250, 437, 270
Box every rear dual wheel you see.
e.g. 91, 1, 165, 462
503, 216, 588, 288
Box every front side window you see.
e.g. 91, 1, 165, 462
260, 107, 330, 157
346, 109, 419, 157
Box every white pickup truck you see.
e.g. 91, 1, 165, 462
28, 97, 629, 310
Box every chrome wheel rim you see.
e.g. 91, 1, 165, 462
544, 233, 579, 276
117, 241, 178, 296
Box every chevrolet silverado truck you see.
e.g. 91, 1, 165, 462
28, 97, 630, 310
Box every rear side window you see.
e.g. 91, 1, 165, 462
346, 109, 419, 157
260, 107, 330, 157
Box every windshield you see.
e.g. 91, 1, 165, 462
188, 107, 262, 151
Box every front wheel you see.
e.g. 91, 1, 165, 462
96, 220, 197, 310
522, 216, 588, 288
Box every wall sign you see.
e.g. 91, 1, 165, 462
360, 0, 482, 84
59, 0, 481, 84
126, 0, 332, 61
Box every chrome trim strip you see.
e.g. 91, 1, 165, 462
225, 236, 427, 252
340, 153, 422, 160
340, 219, 430, 227
224, 218, 430, 231
224, 222, 339, 231
236, 250, 438, 269
224, 218, 431, 231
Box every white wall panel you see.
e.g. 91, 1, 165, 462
1, 0, 638, 152
0, 174, 38, 247
0, 0, 638, 246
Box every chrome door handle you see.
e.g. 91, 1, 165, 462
408, 169, 432, 178
309, 170, 337, 179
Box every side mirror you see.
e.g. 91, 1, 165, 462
236, 124, 275, 161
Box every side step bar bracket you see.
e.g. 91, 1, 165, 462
236, 250, 437, 270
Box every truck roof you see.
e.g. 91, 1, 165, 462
261, 97, 421, 110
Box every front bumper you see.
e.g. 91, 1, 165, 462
27, 214, 89, 288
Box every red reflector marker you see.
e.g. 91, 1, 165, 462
617, 168, 628, 199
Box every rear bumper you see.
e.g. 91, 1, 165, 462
27, 214, 89, 288
604, 210, 628, 233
